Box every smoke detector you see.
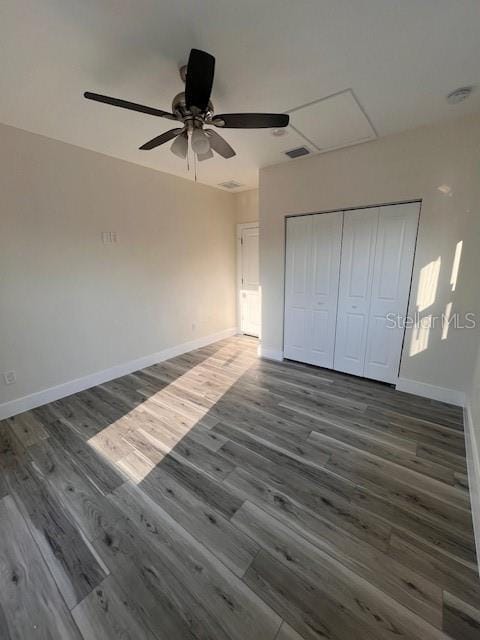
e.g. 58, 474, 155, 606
446, 86, 475, 104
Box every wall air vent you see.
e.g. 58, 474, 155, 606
285, 146, 310, 159
218, 180, 243, 189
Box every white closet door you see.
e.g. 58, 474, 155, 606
334, 208, 379, 376
309, 212, 342, 366
364, 203, 419, 383
284, 215, 312, 363
284, 212, 342, 367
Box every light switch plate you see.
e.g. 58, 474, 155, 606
101, 231, 117, 244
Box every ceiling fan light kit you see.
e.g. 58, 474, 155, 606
191, 127, 211, 154
170, 130, 188, 158
84, 48, 289, 164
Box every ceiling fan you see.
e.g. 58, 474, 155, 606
84, 48, 289, 161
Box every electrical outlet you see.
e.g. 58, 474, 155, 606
3, 371, 16, 385
191, 322, 196, 331
101, 231, 117, 244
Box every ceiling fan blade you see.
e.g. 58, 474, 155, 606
205, 129, 236, 159
184, 49, 215, 112
139, 128, 184, 150
84, 92, 177, 120
213, 113, 289, 128
197, 148, 214, 162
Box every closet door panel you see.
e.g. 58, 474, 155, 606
334, 208, 379, 376
364, 203, 419, 383
310, 212, 343, 367
284, 215, 312, 362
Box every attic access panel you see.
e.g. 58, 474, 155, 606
289, 89, 376, 152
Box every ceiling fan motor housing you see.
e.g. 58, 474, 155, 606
172, 92, 214, 128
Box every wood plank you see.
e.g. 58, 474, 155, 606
278, 400, 418, 454
317, 443, 473, 535
309, 428, 457, 487
0, 495, 82, 639
416, 443, 468, 475
234, 501, 448, 639
244, 550, 387, 640
123, 423, 235, 482
5, 457, 107, 609
226, 469, 442, 626
92, 513, 205, 639
389, 531, 480, 610
214, 421, 330, 473
443, 591, 480, 640
104, 482, 282, 640
354, 487, 477, 567
276, 622, 307, 640
71, 575, 159, 640
6, 411, 49, 448
224, 466, 392, 552
34, 404, 125, 494
0, 425, 16, 498
117, 453, 259, 578
27, 439, 123, 541
309, 428, 468, 507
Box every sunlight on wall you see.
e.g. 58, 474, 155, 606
408, 241, 463, 355
409, 315, 432, 356
442, 302, 453, 341
408, 256, 443, 357
87, 343, 252, 483
450, 241, 463, 292
416, 257, 441, 312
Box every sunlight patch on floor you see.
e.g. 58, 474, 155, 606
87, 341, 253, 483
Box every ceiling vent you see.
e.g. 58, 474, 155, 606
218, 180, 243, 189
285, 146, 310, 159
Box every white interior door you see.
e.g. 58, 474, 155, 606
284, 212, 342, 367
364, 203, 419, 383
239, 225, 260, 337
334, 208, 379, 376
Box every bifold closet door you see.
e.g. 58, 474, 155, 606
333, 208, 379, 376
284, 215, 311, 363
364, 203, 419, 383
284, 212, 342, 367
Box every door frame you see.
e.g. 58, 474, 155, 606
283, 199, 422, 380
237, 222, 260, 336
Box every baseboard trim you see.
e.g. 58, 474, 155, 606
258, 345, 284, 361
464, 402, 480, 575
0, 327, 237, 420
395, 377, 465, 407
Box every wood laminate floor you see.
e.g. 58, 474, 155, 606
1, 335, 479, 639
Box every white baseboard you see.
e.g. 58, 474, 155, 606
258, 344, 284, 361
395, 377, 465, 407
464, 402, 480, 575
0, 327, 237, 421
